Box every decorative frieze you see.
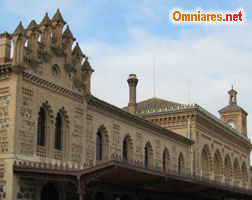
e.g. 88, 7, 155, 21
0, 119, 9, 153
22, 87, 33, 97
20, 143, 33, 155
22, 72, 83, 102
0, 107, 8, 118
0, 96, 10, 107
0, 143, 8, 153
0, 160, 6, 187
0, 131, 7, 142
0, 87, 9, 95
18, 131, 33, 145
22, 97, 32, 107
21, 120, 35, 133
20, 107, 32, 119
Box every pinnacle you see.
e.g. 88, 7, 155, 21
52, 9, 66, 24
72, 42, 84, 56
27, 20, 41, 33
63, 25, 76, 41
39, 12, 52, 27
81, 57, 94, 72
13, 21, 26, 37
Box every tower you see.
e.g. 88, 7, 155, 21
219, 88, 248, 137
127, 74, 138, 114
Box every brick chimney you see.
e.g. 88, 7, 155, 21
0, 32, 11, 64
127, 74, 138, 114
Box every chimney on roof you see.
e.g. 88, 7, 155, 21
0, 32, 11, 64
127, 74, 138, 114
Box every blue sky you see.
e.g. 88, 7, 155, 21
1, 0, 252, 144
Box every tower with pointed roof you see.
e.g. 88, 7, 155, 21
219, 88, 248, 137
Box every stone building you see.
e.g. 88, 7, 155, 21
0, 9, 251, 200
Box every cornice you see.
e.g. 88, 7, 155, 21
141, 106, 251, 145
86, 95, 194, 146
22, 72, 84, 102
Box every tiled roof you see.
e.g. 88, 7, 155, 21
123, 97, 182, 112
218, 104, 247, 113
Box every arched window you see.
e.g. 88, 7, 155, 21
178, 153, 185, 175
54, 113, 62, 150
122, 134, 133, 163
123, 139, 127, 162
144, 146, 148, 168
213, 150, 223, 182
241, 162, 248, 188
37, 108, 46, 146
224, 154, 232, 185
96, 130, 102, 161
201, 145, 212, 179
163, 148, 170, 172
95, 126, 109, 162
144, 142, 153, 168
233, 159, 240, 187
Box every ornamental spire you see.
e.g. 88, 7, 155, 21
63, 25, 76, 41
39, 12, 52, 27
51, 9, 66, 24
81, 57, 94, 72
27, 20, 41, 33
72, 42, 84, 56
13, 21, 26, 37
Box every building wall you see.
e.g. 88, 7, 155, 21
143, 110, 251, 189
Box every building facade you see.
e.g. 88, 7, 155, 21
0, 10, 251, 200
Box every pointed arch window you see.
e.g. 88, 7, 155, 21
144, 145, 148, 168
144, 142, 152, 168
54, 113, 62, 150
37, 108, 46, 146
123, 139, 127, 162
163, 148, 170, 171
96, 130, 102, 161
178, 153, 185, 175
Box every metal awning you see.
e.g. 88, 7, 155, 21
14, 160, 252, 200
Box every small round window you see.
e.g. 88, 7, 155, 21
52, 65, 60, 79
